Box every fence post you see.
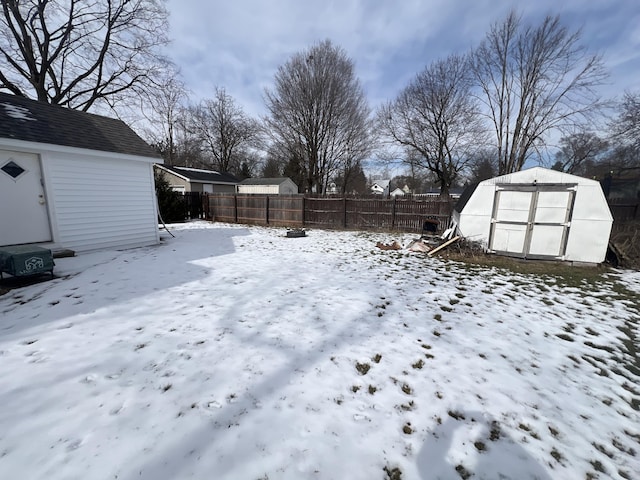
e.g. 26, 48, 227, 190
392, 197, 397, 229
266, 195, 270, 225
343, 196, 347, 228
302, 196, 306, 226
234, 194, 238, 224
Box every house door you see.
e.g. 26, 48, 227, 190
488, 185, 576, 259
0, 150, 52, 246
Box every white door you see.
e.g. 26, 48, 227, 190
488, 186, 575, 259
0, 150, 52, 246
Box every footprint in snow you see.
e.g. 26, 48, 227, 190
66, 438, 84, 451
110, 404, 125, 415
353, 414, 371, 422
81, 374, 98, 384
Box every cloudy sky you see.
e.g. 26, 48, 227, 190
165, 0, 640, 119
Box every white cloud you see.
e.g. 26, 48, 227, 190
165, 0, 640, 117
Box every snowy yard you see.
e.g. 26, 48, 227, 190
0, 221, 639, 480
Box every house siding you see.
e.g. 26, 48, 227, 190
45, 150, 159, 252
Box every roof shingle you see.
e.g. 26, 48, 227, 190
0, 93, 160, 159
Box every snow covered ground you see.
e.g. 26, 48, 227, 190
0, 221, 638, 480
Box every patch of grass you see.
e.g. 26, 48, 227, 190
592, 442, 615, 458
448, 410, 465, 421
383, 465, 402, 480
590, 460, 607, 474
401, 383, 412, 395
556, 333, 574, 342
433, 313, 442, 321
134, 343, 147, 351
412, 359, 424, 369
455, 464, 472, 480
550, 447, 564, 463
421, 343, 432, 350
474, 441, 486, 452
449, 298, 460, 305
399, 401, 415, 411
372, 353, 382, 363
584, 341, 616, 354
368, 385, 377, 395
425, 353, 434, 359
440, 305, 453, 312
351, 385, 360, 393
355, 362, 370, 375
433, 330, 441, 337
402, 423, 413, 435
489, 421, 501, 441
161, 383, 172, 392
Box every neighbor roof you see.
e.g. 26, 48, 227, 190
157, 165, 239, 184
0, 93, 159, 159
239, 177, 292, 185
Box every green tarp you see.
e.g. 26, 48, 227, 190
0, 245, 54, 278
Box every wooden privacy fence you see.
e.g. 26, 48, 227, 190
206, 194, 453, 233
608, 197, 639, 222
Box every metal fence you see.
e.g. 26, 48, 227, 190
206, 194, 453, 233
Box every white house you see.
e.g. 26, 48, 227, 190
237, 177, 298, 195
371, 179, 390, 196
453, 167, 613, 264
0, 93, 162, 253
390, 187, 405, 197
155, 165, 238, 193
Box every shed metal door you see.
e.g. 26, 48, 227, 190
0, 150, 52, 246
488, 185, 575, 259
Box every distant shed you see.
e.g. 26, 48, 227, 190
237, 177, 298, 195
453, 167, 613, 263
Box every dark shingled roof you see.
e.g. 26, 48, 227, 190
0, 93, 160, 159
159, 165, 239, 184
239, 177, 292, 185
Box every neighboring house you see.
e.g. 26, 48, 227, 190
0, 93, 161, 253
390, 187, 405, 197
453, 167, 613, 264
371, 179, 390, 196
237, 177, 298, 195
155, 164, 238, 194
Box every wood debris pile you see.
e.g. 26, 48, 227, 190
375, 235, 460, 256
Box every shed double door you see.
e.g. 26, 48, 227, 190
488, 185, 576, 259
0, 150, 51, 246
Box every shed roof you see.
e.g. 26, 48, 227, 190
158, 165, 239, 184
240, 177, 293, 186
0, 93, 159, 159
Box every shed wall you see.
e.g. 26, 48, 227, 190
43, 150, 159, 252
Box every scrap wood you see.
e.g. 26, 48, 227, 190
376, 240, 402, 250
407, 239, 431, 253
427, 236, 461, 257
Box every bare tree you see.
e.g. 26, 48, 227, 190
189, 87, 261, 174
143, 72, 189, 165
264, 40, 372, 193
552, 132, 608, 174
472, 11, 608, 175
611, 91, 640, 154
378, 53, 483, 197
0, 0, 170, 111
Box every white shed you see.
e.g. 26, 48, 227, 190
237, 177, 298, 195
453, 167, 613, 263
0, 93, 162, 253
